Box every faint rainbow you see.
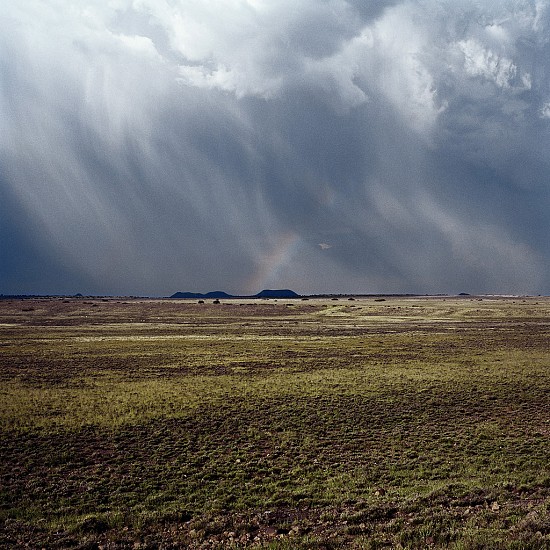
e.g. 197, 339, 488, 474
245, 232, 301, 293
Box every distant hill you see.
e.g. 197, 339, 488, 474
204, 291, 233, 299
254, 289, 300, 298
170, 291, 233, 299
169, 289, 300, 299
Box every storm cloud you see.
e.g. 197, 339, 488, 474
2, 0, 550, 295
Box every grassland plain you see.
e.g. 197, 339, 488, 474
0, 296, 549, 549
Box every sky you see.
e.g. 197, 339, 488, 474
2, 0, 550, 296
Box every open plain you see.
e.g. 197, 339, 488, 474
0, 296, 549, 548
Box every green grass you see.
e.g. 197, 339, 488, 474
0, 296, 549, 548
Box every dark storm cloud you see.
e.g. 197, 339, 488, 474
1, 1, 550, 295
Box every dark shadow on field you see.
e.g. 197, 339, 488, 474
2, 392, 549, 548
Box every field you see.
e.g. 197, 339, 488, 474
1, 295, 549, 549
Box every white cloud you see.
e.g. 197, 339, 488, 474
131, 0, 365, 99
540, 101, 550, 118
364, 3, 444, 134
116, 33, 161, 59
458, 38, 530, 90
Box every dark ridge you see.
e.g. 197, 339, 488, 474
169, 289, 301, 299
170, 291, 233, 299
205, 291, 233, 299
254, 289, 300, 298
0, 294, 65, 300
